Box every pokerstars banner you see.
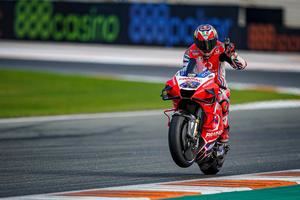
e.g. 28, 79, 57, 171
0, 1, 243, 47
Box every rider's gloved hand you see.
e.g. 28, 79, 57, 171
224, 38, 236, 57
161, 85, 172, 100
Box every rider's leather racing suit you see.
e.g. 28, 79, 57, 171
183, 41, 247, 142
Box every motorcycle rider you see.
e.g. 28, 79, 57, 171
183, 24, 247, 144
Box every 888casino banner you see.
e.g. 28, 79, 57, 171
0, 0, 129, 44
0, 0, 241, 47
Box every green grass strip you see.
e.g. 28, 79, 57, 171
0, 69, 300, 118
167, 185, 300, 200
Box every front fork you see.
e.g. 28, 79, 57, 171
186, 111, 202, 139
192, 109, 203, 137
185, 109, 204, 153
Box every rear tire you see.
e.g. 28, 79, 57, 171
198, 157, 221, 175
198, 143, 227, 175
168, 115, 195, 168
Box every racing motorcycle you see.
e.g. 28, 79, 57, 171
161, 59, 229, 175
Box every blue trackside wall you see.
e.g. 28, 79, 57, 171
0, 0, 299, 52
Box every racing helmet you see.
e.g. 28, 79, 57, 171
194, 24, 218, 56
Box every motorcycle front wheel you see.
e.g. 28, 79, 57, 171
168, 114, 197, 168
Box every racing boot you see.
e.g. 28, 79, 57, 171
218, 89, 230, 154
219, 125, 230, 154
219, 101, 229, 144
218, 91, 230, 144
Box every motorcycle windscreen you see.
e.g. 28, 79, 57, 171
179, 58, 211, 78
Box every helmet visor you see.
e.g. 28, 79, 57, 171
195, 38, 217, 53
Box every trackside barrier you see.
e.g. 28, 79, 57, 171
0, 0, 299, 51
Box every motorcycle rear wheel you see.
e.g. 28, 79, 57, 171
198, 143, 227, 175
198, 157, 221, 175
168, 114, 196, 168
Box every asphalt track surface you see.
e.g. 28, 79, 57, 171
0, 59, 300, 88
1, 107, 300, 197
1, 58, 300, 198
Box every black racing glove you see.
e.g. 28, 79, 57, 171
224, 38, 236, 57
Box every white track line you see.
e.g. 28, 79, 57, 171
0, 110, 162, 124
2, 197, 140, 200
228, 82, 300, 96
2, 169, 300, 200
1, 41, 300, 72
231, 100, 300, 111
0, 100, 300, 124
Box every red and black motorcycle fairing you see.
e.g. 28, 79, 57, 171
162, 59, 228, 173
163, 61, 224, 145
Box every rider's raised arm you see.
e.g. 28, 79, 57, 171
220, 40, 247, 70
231, 53, 247, 70
220, 53, 247, 70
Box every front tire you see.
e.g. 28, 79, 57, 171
168, 115, 196, 168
